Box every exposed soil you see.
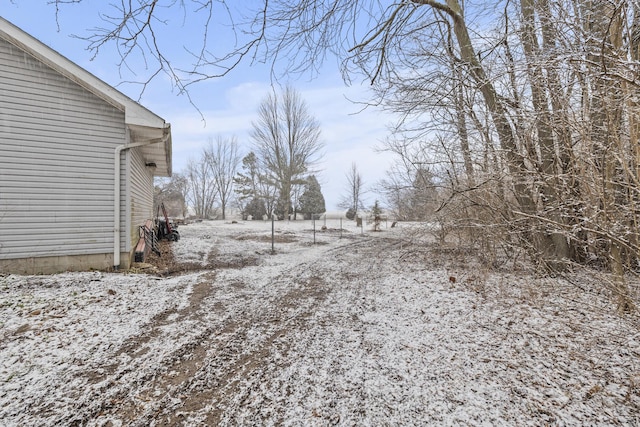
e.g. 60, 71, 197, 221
144, 240, 259, 275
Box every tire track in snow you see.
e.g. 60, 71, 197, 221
58, 250, 337, 425
56, 272, 221, 425
142, 274, 331, 426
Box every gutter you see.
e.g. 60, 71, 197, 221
113, 128, 170, 269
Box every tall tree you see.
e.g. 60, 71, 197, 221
577, 0, 635, 311
339, 162, 365, 219
204, 135, 241, 220
251, 86, 323, 220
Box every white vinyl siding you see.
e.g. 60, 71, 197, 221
0, 37, 126, 260
127, 148, 154, 250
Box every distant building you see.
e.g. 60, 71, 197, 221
319, 210, 349, 220
0, 18, 172, 274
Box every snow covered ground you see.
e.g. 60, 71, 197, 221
1, 219, 640, 426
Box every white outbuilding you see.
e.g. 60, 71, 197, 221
0, 17, 172, 274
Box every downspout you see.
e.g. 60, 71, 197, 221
113, 129, 170, 269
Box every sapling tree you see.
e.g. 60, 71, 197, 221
371, 200, 382, 232
339, 162, 365, 220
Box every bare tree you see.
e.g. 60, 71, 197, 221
185, 156, 216, 219
204, 135, 242, 220
378, 139, 441, 222
154, 174, 189, 218
251, 86, 323, 219
338, 162, 365, 219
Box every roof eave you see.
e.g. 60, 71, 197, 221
0, 17, 169, 131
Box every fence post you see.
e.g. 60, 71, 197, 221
271, 215, 275, 254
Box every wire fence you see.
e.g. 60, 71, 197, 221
251, 215, 397, 252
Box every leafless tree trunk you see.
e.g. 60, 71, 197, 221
586, 0, 634, 312
453, 66, 475, 187
519, 0, 572, 267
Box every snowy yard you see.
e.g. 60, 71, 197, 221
1, 219, 640, 426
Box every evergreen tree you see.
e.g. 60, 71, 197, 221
244, 197, 267, 220
408, 168, 437, 220
234, 152, 277, 219
371, 200, 382, 231
299, 176, 326, 220
345, 207, 356, 220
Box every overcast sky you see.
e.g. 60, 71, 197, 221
3, 2, 397, 211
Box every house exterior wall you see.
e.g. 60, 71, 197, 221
0, 37, 147, 274
127, 147, 155, 252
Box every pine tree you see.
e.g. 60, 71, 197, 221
234, 152, 277, 219
244, 197, 267, 220
299, 176, 326, 220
